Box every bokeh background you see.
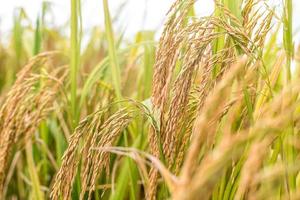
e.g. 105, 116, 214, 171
0, 0, 299, 42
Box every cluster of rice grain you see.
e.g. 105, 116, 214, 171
0, 52, 67, 198
146, 0, 275, 199
50, 107, 132, 199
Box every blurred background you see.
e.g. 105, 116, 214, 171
0, 0, 299, 42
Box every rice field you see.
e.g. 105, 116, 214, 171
0, 0, 300, 199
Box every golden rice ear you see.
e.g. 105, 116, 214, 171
180, 56, 248, 181
0, 52, 67, 197
148, 0, 195, 198
162, 23, 217, 168
50, 115, 94, 200
50, 108, 132, 200
147, 0, 278, 197
171, 80, 300, 200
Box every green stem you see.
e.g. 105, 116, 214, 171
25, 141, 44, 200
70, 0, 80, 127
283, 0, 293, 82
103, 0, 122, 100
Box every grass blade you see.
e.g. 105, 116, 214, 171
103, 0, 122, 100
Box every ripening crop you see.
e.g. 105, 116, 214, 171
0, 0, 299, 200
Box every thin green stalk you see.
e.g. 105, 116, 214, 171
70, 0, 80, 127
70, 1, 82, 197
25, 141, 44, 200
103, 0, 122, 100
13, 10, 23, 65
283, 0, 293, 82
33, 17, 41, 55
9, 9, 23, 87
217, 171, 227, 200
212, 1, 225, 78
283, 0, 295, 194
33, 12, 50, 186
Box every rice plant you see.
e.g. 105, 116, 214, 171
0, 0, 300, 199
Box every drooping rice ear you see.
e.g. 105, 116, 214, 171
50, 116, 92, 200
174, 46, 214, 175
148, 0, 195, 199
172, 80, 300, 200
0, 52, 67, 197
50, 108, 132, 200
85, 110, 132, 199
181, 57, 247, 181
163, 23, 219, 168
